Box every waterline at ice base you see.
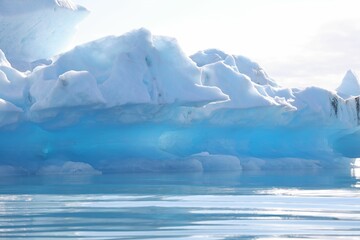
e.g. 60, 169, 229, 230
1, 2, 360, 175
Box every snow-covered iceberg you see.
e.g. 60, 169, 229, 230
336, 70, 360, 99
0, 2, 359, 174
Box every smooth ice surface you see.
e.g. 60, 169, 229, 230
0, 0, 359, 174
0, 0, 88, 67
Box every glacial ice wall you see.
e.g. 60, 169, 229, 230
0, 1, 359, 175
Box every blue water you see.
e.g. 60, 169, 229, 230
0, 167, 359, 239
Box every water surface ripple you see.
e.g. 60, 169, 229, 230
0, 169, 359, 239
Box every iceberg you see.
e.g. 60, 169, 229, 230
336, 70, 360, 99
0, 0, 88, 69
0, 2, 359, 175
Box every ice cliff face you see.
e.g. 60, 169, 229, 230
0, 0, 88, 68
0, 1, 359, 174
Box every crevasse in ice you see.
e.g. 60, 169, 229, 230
0, 1, 359, 175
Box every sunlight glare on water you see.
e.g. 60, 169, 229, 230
351, 158, 360, 188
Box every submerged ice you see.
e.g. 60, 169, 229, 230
0, 1, 360, 175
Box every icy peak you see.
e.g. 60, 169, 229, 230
336, 70, 360, 98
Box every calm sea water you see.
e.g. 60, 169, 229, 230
0, 167, 359, 239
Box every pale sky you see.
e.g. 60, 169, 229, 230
73, 0, 360, 90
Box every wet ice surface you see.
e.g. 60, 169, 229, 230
0, 168, 360, 239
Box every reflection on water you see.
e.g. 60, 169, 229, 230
0, 168, 360, 239
352, 159, 360, 180
352, 159, 360, 188
353, 168, 360, 178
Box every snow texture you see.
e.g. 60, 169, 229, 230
0, 0, 88, 67
0, 1, 359, 175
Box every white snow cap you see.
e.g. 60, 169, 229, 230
336, 70, 360, 98
0, 0, 88, 64
191, 49, 278, 87
30, 28, 228, 111
30, 71, 106, 112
